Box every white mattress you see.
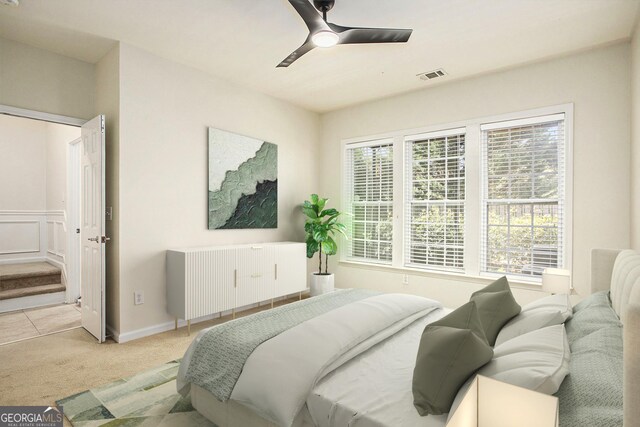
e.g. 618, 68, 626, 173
306, 307, 451, 427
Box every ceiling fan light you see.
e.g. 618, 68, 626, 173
312, 30, 339, 48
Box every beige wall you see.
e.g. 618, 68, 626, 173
95, 45, 121, 334
0, 38, 95, 120
45, 122, 79, 212
0, 114, 78, 212
115, 43, 320, 335
632, 21, 640, 250
320, 43, 632, 308
0, 114, 47, 210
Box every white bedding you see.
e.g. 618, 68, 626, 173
307, 307, 451, 427
179, 293, 443, 427
231, 294, 442, 427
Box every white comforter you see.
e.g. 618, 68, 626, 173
308, 308, 451, 427
180, 293, 442, 427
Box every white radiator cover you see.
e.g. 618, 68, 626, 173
166, 242, 307, 321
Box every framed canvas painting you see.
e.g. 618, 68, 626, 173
208, 128, 278, 229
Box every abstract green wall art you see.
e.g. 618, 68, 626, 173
208, 128, 277, 229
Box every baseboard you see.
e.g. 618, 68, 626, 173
112, 293, 304, 344
0, 291, 65, 313
0, 256, 47, 265
112, 313, 220, 343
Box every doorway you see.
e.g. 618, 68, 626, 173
0, 105, 107, 344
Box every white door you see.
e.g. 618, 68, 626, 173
81, 115, 106, 342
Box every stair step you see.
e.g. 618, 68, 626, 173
0, 262, 61, 280
0, 262, 62, 291
0, 283, 66, 300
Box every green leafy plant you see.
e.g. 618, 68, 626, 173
303, 194, 347, 275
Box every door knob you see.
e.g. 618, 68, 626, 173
87, 236, 110, 243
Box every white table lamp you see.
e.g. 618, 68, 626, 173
447, 375, 559, 427
542, 268, 571, 294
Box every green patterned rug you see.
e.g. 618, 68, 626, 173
56, 359, 216, 426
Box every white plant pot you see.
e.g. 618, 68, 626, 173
310, 273, 335, 297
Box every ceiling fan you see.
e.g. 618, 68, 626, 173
278, 0, 413, 68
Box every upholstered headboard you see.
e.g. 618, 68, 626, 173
590, 249, 640, 427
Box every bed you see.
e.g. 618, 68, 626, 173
177, 248, 640, 427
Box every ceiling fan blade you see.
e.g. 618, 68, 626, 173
288, 0, 330, 33
329, 24, 413, 45
277, 38, 316, 67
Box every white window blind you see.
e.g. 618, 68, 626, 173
480, 114, 565, 278
344, 141, 394, 263
405, 129, 466, 271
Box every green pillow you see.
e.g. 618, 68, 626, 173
470, 276, 521, 345
412, 301, 493, 416
470, 275, 510, 298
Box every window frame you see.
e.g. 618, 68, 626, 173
342, 138, 395, 265
340, 104, 573, 285
480, 114, 567, 280
404, 127, 467, 273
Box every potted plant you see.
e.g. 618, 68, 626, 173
302, 194, 347, 296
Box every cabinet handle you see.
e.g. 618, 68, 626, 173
234, 269, 237, 288
275, 264, 278, 280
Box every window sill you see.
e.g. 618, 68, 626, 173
338, 260, 545, 292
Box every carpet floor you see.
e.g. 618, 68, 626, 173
0, 296, 303, 426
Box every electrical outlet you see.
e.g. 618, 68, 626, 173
402, 274, 409, 285
134, 291, 144, 305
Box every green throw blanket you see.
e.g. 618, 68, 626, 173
183, 288, 380, 401
556, 291, 623, 427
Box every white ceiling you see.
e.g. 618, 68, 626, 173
1, 0, 638, 113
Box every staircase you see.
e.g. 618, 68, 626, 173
0, 262, 65, 301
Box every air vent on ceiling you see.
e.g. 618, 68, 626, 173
417, 69, 447, 81
0, 0, 19, 6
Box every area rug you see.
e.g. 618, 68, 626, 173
56, 359, 216, 426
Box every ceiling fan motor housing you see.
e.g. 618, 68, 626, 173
313, 0, 335, 13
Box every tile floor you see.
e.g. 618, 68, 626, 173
0, 303, 81, 345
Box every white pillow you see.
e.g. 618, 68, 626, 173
494, 310, 564, 346
479, 324, 570, 394
447, 324, 570, 421
521, 294, 572, 321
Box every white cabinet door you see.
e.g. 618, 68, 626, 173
275, 243, 307, 297
185, 249, 236, 319
236, 246, 276, 307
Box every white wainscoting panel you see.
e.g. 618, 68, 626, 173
46, 217, 66, 260
0, 220, 40, 254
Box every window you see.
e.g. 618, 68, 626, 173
344, 140, 394, 263
341, 105, 571, 283
480, 114, 566, 278
405, 129, 466, 271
